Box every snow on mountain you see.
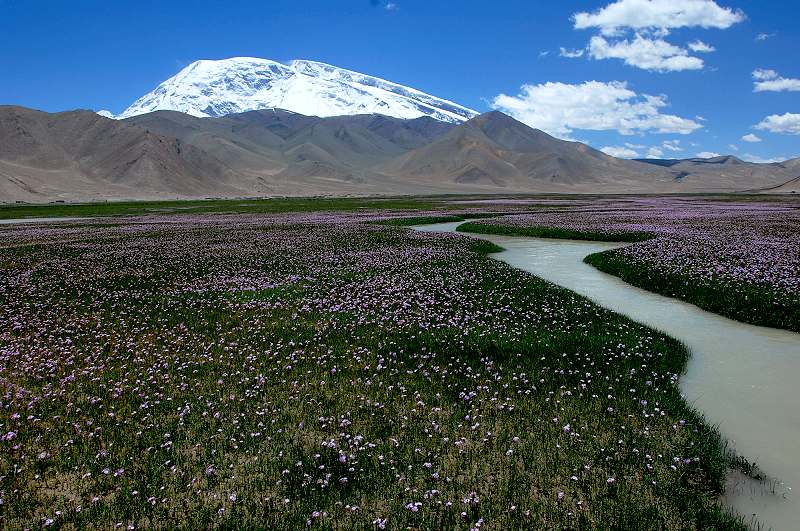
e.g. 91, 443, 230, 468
115, 57, 478, 123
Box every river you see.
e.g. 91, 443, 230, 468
415, 221, 800, 530
0, 217, 90, 225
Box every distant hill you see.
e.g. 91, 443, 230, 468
1, 105, 797, 202
123, 109, 463, 196
636, 155, 799, 191
749, 176, 800, 194
377, 111, 674, 192
0, 106, 242, 202
636, 155, 745, 168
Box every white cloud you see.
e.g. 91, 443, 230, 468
754, 113, 800, 135
752, 68, 777, 81
539, 50, 551, 58
756, 32, 775, 41
604, 144, 669, 159
588, 35, 704, 71
573, 0, 745, 35
696, 151, 721, 158
741, 154, 790, 164
688, 40, 716, 52
661, 139, 683, 151
752, 69, 800, 92
601, 145, 641, 158
728, 144, 739, 151
492, 80, 702, 137
571, 1, 742, 72
741, 133, 761, 143
384, 2, 398, 11
559, 47, 585, 58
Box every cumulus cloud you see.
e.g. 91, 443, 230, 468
688, 40, 715, 52
492, 80, 702, 137
588, 34, 704, 71
571, 0, 740, 72
606, 144, 667, 159
661, 139, 683, 151
741, 133, 761, 143
752, 69, 800, 92
741, 154, 791, 164
369, 0, 398, 10
752, 68, 777, 81
601, 146, 641, 158
696, 151, 721, 158
754, 113, 800, 135
573, 0, 745, 35
559, 47, 585, 58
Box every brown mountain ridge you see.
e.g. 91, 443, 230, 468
1, 105, 797, 202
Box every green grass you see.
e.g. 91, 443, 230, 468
467, 239, 505, 255
456, 221, 653, 243
458, 219, 800, 333
378, 215, 466, 226
0, 196, 450, 220
4, 193, 779, 221
585, 251, 800, 333
0, 216, 747, 529
377, 211, 520, 227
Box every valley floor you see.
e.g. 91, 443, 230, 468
457, 196, 800, 333
1, 195, 796, 529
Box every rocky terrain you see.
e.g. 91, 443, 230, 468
1, 105, 797, 202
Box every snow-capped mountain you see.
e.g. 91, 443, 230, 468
115, 57, 478, 123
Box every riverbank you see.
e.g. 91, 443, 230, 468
421, 221, 800, 530
457, 198, 800, 333
0, 212, 742, 529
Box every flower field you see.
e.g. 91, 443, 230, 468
0, 211, 742, 529
459, 197, 800, 332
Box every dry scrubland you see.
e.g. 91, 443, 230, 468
3, 195, 797, 529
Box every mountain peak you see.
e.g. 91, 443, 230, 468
474, 110, 515, 121
460, 111, 569, 153
469, 111, 554, 137
115, 57, 479, 124
687, 155, 744, 165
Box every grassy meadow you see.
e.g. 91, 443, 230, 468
459, 198, 800, 333
0, 206, 747, 529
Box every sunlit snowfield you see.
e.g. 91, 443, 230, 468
1, 196, 797, 529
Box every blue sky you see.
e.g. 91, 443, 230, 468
1, 0, 798, 161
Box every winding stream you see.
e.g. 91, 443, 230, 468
0, 217, 90, 225
415, 221, 800, 530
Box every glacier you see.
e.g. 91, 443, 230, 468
113, 57, 478, 123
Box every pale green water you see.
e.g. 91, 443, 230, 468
415, 221, 800, 530
0, 217, 89, 224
